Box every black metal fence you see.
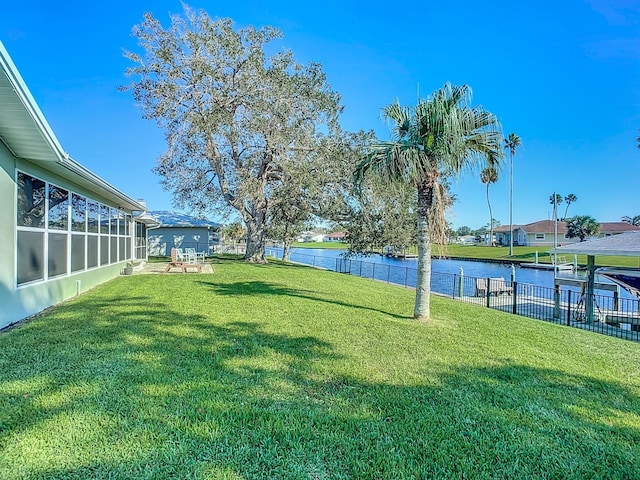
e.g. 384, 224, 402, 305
268, 251, 640, 343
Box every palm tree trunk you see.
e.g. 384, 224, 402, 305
486, 183, 493, 246
509, 150, 513, 255
414, 181, 433, 321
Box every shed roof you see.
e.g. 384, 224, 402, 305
150, 211, 220, 228
0, 41, 144, 212
555, 232, 640, 257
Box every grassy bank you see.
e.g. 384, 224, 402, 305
292, 241, 348, 249
290, 242, 640, 267
444, 244, 640, 268
1, 260, 639, 479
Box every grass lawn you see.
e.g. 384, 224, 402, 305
289, 242, 640, 267
292, 241, 348, 249
444, 244, 640, 268
1, 260, 639, 479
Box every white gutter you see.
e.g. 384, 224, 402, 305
1, 41, 145, 212
59, 154, 146, 211
0, 41, 66, 163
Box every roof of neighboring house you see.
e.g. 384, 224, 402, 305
494, 220, 640, 234
599, 222, 640, 233
555, 231, 640, 257
326, 231, 347, 239
0, 41, 144, 212
149, 210, 220, 228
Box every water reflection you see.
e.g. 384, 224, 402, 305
266, 247, 633, 300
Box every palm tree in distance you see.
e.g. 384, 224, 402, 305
622, 215, 640, 226
504, 133, 521, 255
549, 193, 563, 219
562, 193, 577, 219
481, 166, 498, 246
354, 83, 503, 320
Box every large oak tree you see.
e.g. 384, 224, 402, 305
123, 6, 341, 262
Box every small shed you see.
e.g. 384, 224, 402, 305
148, 211, 221, 256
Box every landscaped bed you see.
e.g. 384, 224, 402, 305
1, 259, 639, 479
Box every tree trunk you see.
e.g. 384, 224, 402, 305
282, 241, 292, 262
486, 183, 493, 246
243, 213, 267, 263
414, 181, 433, 321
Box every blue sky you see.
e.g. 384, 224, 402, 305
2, 1, 639, 229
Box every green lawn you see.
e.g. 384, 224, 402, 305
443, 244, 640, 268
292, 241, 348, 249
1, 260, 639, 479
292, 243, 640, 267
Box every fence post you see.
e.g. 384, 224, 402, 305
566, 290, 572, 326
486, 277, 491, 308
613, 287, 620, 311
512, 281, 518, 315
553, 283, 560, 320
458, 267, 464, 298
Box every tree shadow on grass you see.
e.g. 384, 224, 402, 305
1, 289, 639, 478
196, 279, 412, 320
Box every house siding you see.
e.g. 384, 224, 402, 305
0, 141, 17, 327
148, 227, 217, 256
1, 147, 139, 330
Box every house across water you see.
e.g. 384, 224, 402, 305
494, 220, 640, 247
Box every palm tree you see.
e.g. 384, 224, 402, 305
563, 193, 577, 219
354, 83, 503, 320
622, 215, 640, 226
481, 167, 498, 246
504, 133, 521, 255
549, 193, 563, 219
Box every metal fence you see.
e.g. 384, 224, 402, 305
268, 251, 640, 343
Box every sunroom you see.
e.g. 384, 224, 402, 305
0, 41, 154, 329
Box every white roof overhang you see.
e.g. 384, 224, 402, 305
0, 41, 145, 212
554, 232, 640, 257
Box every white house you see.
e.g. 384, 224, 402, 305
494, 220, 640, 247
297, 231, 325, 243
0, 41, 154, 329
324, 231, 347, 243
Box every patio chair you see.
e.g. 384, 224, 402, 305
163, 247, 203, 273
489, 277, 513, 295
185, 247, 206, 263
174, 248, 194, 264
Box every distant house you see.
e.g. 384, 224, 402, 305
0, 41, 156, 329
325, 231, 348, 243
297, 231, 325, 243
457, 235, 477, 245
494, 220, 640, 247
147, 211, 221, 256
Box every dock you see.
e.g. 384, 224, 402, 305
520, 262, 574, 271
457, 291, 639, 340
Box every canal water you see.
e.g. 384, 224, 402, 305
265, 247, 634, 300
